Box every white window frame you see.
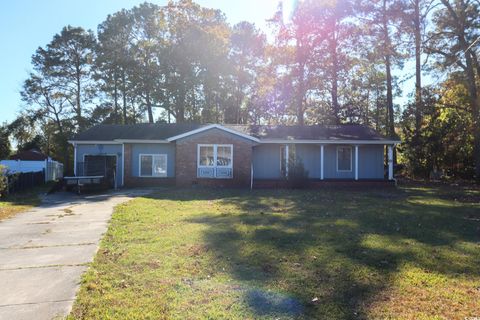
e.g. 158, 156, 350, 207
139, 153, 168, 177
336, 146, 353, 172
197, 144, 233, 169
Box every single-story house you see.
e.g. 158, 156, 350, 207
69, 123, 400, 188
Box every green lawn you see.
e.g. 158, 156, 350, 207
69, 185, 480, 320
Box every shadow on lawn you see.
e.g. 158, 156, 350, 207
151, 186, 480, 319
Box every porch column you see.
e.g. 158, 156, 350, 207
121, 143, 125, 187
73, 143, 77, 176
388, 145, 394, 180
320, 144, 324, 180
354, 145, 359, 181
285, 144, 289, 177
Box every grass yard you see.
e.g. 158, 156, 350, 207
0, 186, 47, 221
69, 185, 480, 320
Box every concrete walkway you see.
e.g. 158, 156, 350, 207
0, 189, 150, 320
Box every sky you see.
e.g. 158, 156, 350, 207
0, 0, 414, 125
0, 0, 281, 124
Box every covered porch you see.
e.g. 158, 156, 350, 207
252, 142, 397, 185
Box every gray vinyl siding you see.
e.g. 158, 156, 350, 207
252, 143, 385, 180
323, 145, 355, 179
253, 144, 282, 179
75, 144, 123, 188
296, 144, 321, 179
130, 143, 176, 178
358, 145, 385, 179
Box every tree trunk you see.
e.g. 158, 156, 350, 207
295, 31, 305, 126
414, 0, 422, 133
463, 48, 480, 181
113, 72, 119, 124
146, 90, 154, 123
121, 69, 127, 124
176, 84, 186, 123
297, 63, 305, 126
331, 19, 340, 124
75, 64, 82, 130
375, 85, 380, 131
383, 0, 395, 138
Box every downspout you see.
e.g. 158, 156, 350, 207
250, 159, 254, 190
73, 143, 77, 176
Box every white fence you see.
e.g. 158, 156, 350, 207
0, 159, 63, 182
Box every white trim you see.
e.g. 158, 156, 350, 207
121, 144, 125, 186
280, 144, 297, 177
388, 145, 394, 180
167, 124, 259, 142
197, 144, 234, 178
197, 144, 233, 168
68, 140, 122, 145
115, 139, 170, 143
336, 146, 353, 172
73, 143, 77, 176
259, 139, 400, 145
138, 153, 168, 178
320, 144, 324, 180
354, 145, 359, 180
70, 138, 399, 145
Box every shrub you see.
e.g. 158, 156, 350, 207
286, 158, 309, 188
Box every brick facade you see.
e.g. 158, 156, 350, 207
175, 128, 254, 187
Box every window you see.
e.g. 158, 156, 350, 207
139, 154, 167, 177
280, 144, 296, 177
337, 146, 352, 172
197, 144, 233, 178
217, 146, 232, 167
199, 145, 214, 166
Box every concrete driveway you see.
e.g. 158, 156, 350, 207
0, 189, 150, 320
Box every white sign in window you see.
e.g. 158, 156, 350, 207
139, 154, 167, 177
337, 146, 352, 172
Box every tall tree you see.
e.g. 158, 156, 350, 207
226, 22, 266, 123
357, 0, 407, 137
96, 9, 136, 124
427, 0, 480, 181
45, 26, 96, 130
130, 2, 165, 123
0, 125, 11, 160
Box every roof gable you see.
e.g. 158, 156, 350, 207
166, 124, 259, 142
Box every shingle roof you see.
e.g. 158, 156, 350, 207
9, 149, 48, 161
72, 123, 396, 142
72, 123, 204, 141
223, 124, 393, 141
